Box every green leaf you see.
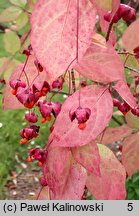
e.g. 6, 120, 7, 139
15, 12, 28, 30
3, 31, 21, 54
0, 0, 11, 13
120, 53, 139, 70
126, 191, 135, 200
26, 0, 37, 13
9, 0, 27, 8
125, 111, 139, 129
132, 172, 139, 183
0, 6, 22, 23
97, 0, 112, 10
135, 188, 139, 196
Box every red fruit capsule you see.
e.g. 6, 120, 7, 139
52, 77, 64, 89
134, 46, 139, 59
81, 195, 86, 200
104, 11, 112, 22
39, 177, 48, 187
131, 108, 137, 116
81, 80, 87, 88
34, 60, 43, 72
25, 112, 38, 123
135, 108, 139, 117
113, 98, 121, 107
119, 4, 136, 21
24, 101, 35, 109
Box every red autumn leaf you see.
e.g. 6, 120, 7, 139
86, 144, 126, 200
122, 133, 139, 177
44, 145, 86, 200
97, 125, 132, 145
112, 80, 137, 109
74, 42, 125, 83
30, 0, 96, 81
72, 141, 100, 176
49, 85, 113, 147
3, 55, 47, 110
122, 20, 139, 51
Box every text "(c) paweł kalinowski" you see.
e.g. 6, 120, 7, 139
20, 202, 104, 212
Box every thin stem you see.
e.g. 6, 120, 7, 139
124, 54, 129, 66
50, 90, 69, 95
36, 186, 43, 200
30, 71, 39, 87
68, 70, 71, 96
118, 51, 134, 56
19, 55, 30, 86
20, 30, 31, 49
71, 69, 76, 93
125, 66, 139, 74
99, 128, 107, 143
78, 73, 81, 108
106, 21, 113, 42
49, 89, 67, 101
64, 57, 77, 79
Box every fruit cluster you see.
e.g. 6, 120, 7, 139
9, 49, 65, 145
113, 98, 139, 117
104, 4, 136, 23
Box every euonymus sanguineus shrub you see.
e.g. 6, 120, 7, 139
2, 0, 139, 200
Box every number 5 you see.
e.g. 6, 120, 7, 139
127, 203, 133, 211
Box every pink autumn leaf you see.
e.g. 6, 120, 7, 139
122, 133, 139, 177
86, 144, 126, 200
74, 42, 125, 83
122, 20, 139, 51
58, 161, 87, 200
43, 146, 71, 199
112, 80, 137, 109
97, 125, 132, 145
44, 145, 86, 200
30, 0, 96, 81
49, 85, 113, 147
72, 141, 100, 176
3, 55, 47, 110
